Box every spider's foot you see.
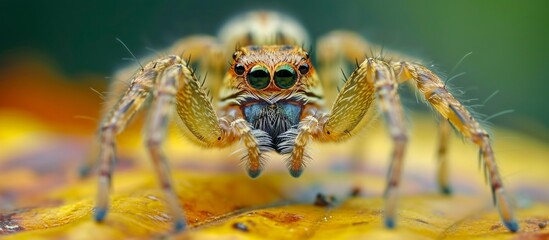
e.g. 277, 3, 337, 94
440, 185, 452, 195
174, 219, 187, 232
384, 217, 396, 229
94, 207, 108, 222
289, 168, 303, 178
503, 219, 519, 233
494, 188, 519, 232
78, 164, 93, 178
247, 169, 262, 179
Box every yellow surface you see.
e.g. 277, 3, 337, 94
0, 110, 548, 239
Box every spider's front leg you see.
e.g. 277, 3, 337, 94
95, 55, 186, 230
285, 57, 517, 232
95, 55, 270, 232
81, 36, 224, 177
392, 61, 519, 232
174, 76, 273, 178
282, 58, 408, 228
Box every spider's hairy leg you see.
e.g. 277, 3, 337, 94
282, 58, 408, 228
108, 36, 222, 108
315, 32, 416, 170
145, 64, 187, 231
174, 72, 272, 178
310, 32, 378, 171
316, 31, 420, 104
393, 61, 519, 232
279, 54, 378, 177
94, 56, 182, 226
366, 59, 408, 229
437, 120, 452, 194
80, 35, 223, 178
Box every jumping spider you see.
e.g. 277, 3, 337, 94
91, 11, 518, 232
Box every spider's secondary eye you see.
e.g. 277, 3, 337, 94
298, 63, 309, 75
247, 65, 270, 89
274, 65, 297, 89
234, 64, 245, 75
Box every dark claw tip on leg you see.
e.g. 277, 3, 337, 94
289, 168, 303, 178
94, 208, 107, 222
384, 218, 396, 229
174, 219, 187, 232
78, 165, 92, 178
247, 169, 262, 179
504, 219, 519, 233
441, 186, 452, 195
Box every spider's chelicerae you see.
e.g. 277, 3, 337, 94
92, 11, 518, 232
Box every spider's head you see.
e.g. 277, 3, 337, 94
226, 45, 319, 102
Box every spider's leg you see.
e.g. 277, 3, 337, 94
318, 33, 453, 195
281, 58, 409, 228
278, 50, 379, 178
95, 55, 180, 223
437, 120, 452, 194
393, 61, 519, 232
174, 63, 272, 177
315, 32, 416, 170
144, 64, 187, 231
367, 59, 408, 229
80, 36, 223, 178
316, 31, 419, 104
111, 36, 223, 111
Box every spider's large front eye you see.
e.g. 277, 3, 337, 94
247, 65, 270, 89
274, 65, 297, 89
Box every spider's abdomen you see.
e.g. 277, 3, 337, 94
242, 101, 302, 152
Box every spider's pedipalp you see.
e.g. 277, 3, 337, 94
230, 118, 271, 178
281, 115, 321, 177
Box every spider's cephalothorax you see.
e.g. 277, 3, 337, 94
91, 11, 519, 233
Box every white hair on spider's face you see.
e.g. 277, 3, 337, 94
218, 10, 310, 50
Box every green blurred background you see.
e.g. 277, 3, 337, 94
0, 0, 547, 139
